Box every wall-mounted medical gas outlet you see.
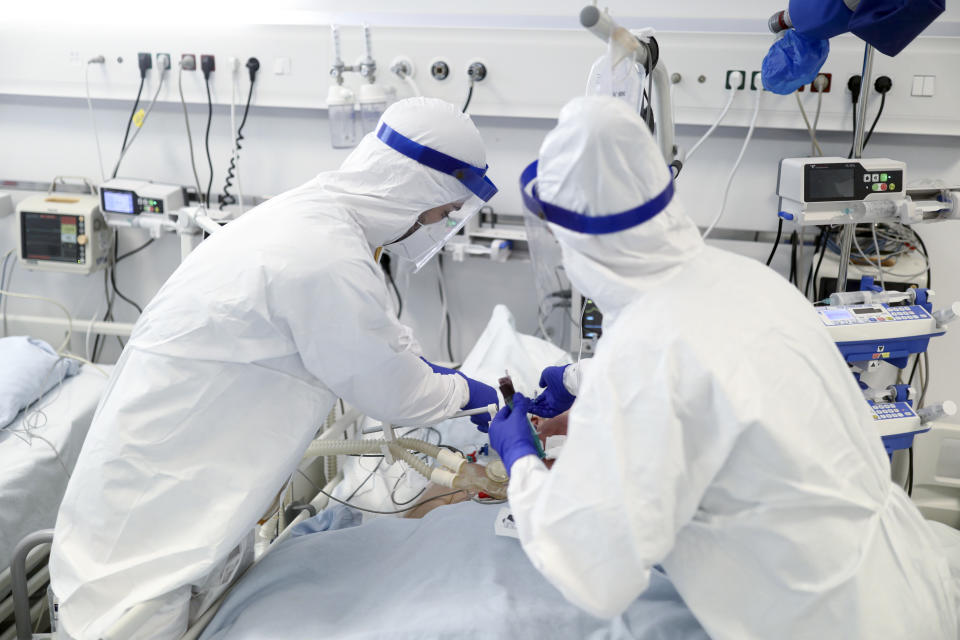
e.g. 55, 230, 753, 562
726, 70, 746, 90
181, 54, 196, 71
430, 59, 450, 81
467, 61, 487, 82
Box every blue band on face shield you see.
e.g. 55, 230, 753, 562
520, 160, 674, 235
377, 124, 498, 202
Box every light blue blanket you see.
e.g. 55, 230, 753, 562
201, 502, 708, 639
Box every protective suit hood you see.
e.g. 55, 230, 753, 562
536, 96, 703, 319
315, 97, 487, 249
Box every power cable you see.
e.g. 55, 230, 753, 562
461, 79, 475, 113
702, 87, 762, 239
178, 64, 205, 207
202, 74, 215, 207
117, 76, 145, 169
83, 57, 107, 181
221, 58, 260, 210
687, 86, 737, 162
111, 68, 168, 179
765, 217, 784, 267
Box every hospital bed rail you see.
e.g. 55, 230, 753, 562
7, 530, 53, 640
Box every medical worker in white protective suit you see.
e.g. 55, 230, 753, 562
489, 95, 960, 639
50, 97, 500, 640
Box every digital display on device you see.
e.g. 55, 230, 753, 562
823, 308, 852, 321
853, 307, 882, 315
102, 189, 135, 214
808, 167, 854, 200
21, 212, 80, 263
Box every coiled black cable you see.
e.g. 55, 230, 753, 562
221, 58, 260, 209
203, 76, 215, 207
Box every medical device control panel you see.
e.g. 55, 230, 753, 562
16, 193, 109, 274
780, 157, 905, 203
818, 304, 940, 342
99, 178, 186, 221
868, 401, 925, 440
778, 157, 908, 226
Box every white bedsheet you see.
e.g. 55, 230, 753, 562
200, 501, 708, 640
0, 365, 113, 569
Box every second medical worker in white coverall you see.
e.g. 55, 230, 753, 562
50, 97, 500, 639
490, 95, 960, 638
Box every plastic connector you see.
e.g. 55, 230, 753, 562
874, 75, 893, 94
137, 52, 152, 79
245, 57, 260, 83
156, 53, 171, 71
181, 54, 196, 71
201, 54, 215, 79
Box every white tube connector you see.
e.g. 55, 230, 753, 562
430, 467, 456, 489
919, 401, 958, 424
436, 448, 466, 473
933, 302, 960, 327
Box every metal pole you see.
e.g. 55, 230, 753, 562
835, 43, 875, 294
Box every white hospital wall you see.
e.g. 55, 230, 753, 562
0, 1, 958, 419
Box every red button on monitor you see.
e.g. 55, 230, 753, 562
880, 183, 888, 191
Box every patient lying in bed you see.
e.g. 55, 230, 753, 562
199, 407, 709, 640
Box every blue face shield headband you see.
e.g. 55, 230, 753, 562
519, 160, 674, 235
376, 124, 498, 202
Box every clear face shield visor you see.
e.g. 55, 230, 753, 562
376, 123, 498, 272
384, 194, 486, 272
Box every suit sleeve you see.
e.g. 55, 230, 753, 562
508, 337, 743, 618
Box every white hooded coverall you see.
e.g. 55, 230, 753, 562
510, 96, 960, 639
50, 98, 486, 639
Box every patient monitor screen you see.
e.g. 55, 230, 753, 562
21, 212, 81, 263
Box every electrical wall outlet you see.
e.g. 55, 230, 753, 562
750, 71, 762, 90
181, 54, 197, 70
726, 70, 746, 90
156, 53, 171, 71
811, 73, 832, 92
137, 52, 153, 72
201, 54, 215, 73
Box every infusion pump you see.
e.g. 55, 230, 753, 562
16, 193, 110, 274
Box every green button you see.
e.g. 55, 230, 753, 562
872, 183, 881, 191
881, 173, 888, 181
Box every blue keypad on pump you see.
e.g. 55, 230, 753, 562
872, 402, 915, 420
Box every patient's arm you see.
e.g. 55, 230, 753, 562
403, 483, 469, 519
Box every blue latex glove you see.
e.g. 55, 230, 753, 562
421, 358, 499, 431
529, 364, 576, 418
761, 30, 829, 95
489, 393, 540, 475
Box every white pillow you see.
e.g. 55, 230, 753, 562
0, 336, 80, 428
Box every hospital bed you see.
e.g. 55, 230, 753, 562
0, 364, 113, 639
189, 306, 706, 640
8, 306, 703, 639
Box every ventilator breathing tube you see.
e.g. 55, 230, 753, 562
301, 437, 508, 499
